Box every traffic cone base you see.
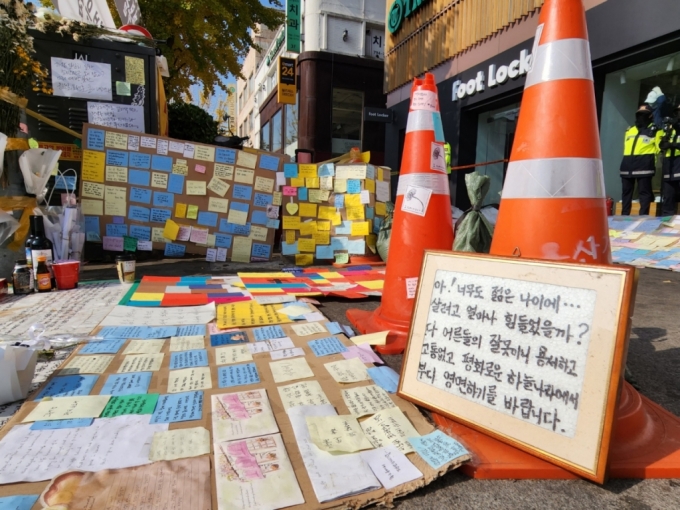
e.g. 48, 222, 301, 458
432, 382, 680, 479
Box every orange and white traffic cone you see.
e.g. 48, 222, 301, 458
346, 73, 453, 355
489, 0, 610, 264
434, 0, 680, 480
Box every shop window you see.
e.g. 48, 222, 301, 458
261, 121, 270, 151
331, 88, 363, 156
272, 109, 282, 152
601, 54, 680, 202
285, 96, 298, 159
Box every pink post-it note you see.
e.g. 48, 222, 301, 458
190, 228, 209, 244
342, 344, 384, 364
103, 236, 124, 252
283, 186, 297, 196
195, 164, 206, 174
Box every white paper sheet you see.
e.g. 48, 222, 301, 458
287, 404, 380, 502
360, 445, 423, 490
99, 302, 216, 326
87, 102, 145, 133
51, 57, 112, 101
0, 415, 168, 483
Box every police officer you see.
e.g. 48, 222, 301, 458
444, 142, 452, 175
659, 105, 680, 216
619, 105, 659, 215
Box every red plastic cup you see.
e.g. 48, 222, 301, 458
52, 261, 80, 290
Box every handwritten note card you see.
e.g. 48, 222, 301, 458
211, 389, 278, 442
151, 391, 203, 423
60, 355, 114, 375
291, 322, 327, 336
167, 367, 212, 393
308, 336, 348, 357
306, 415, 373, 452
341, 384, 396, 417
51, 57, 112, 100
407, 430, 470, 469
118, 353, 165, 373
218, 363, 260, 388
360, 445, 423, 490
101, 393, 159, 417
215, 345, 253, 365
23, 395, 111, 422
100, 372, 152, 396
324, 358, 371, 383
360, 407, 420, 453
149, 427, 211, 461
169, 349, 208, 369
123, 339, 165, 355
35, 374, 98, 400
277, 381, 331, 411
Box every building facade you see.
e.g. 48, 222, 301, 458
385, 0, 680, 209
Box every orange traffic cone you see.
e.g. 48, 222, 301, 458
434, 0, 680, 480
346, 73, 453, 355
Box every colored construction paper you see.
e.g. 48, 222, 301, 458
169, 349, 209, 369
407, 430, 469, 469
150, 391, 203, 423
35, 374, 99, 400
79, 339, 125, 354
217, 363, 260, 388
367, 366, 400, 393
308, 336, 348, 357
101, 393, 160, 417
168, 173, 185, 194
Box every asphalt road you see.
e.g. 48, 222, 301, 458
80, 260, 680, 509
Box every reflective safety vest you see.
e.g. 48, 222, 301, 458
444, 142, 452, 174
662, 128, 680, 181
619, 124, 659, 178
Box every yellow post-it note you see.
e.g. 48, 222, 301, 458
351, 221, 370, 236
151, 227, 169, 243
172, 163, 188, 175
232, 237, 252, 262
151, 172, 168, 189
255, 176, 275, 193
341, 385, 396, 417
334, 179, 347, 193
167, 367, 213, 393
350, 331, 388, 346
360, 407, 420, 453
187, 205, 199, 220
163, 219, 180, 241
105, 131, 128, 149
296, 254, 313, 266
214, 163, 234, 180
318, 206, 336, 220
118, 353, 165, 373
298, 238, 316, 253
81, 199, 103, 216
216, 301, 293, 329
378, 167, 384, 181
359, 279, 383, 290
234, 168, 255, 184
237, 151, 257, 169
298, 164, 318, 178
60, 355, 114, 375
216, 345, 253, 365
278, 381, 331, 410
104, 185, 127, 216
82, 181, 105, 199
306, 415, 374, 452
306, 177, 319, 189
331, 212, 342, 226
375, 202, 386, 216
149, 427, 211, 461
207, 177, 230, 197
169, 335, 205, 352
227, 207, 248, 226
270, 357, 315, 383
82, 150, 105, 182
313, 232, 330, 245
345, 194, 362, 208
320, 176, 333, 190
194, 146, 215, 162
299, 203, 318, 217
105, 165, 127, 182
291, 322, 327, 336
290, 177, 305, 188
285, 230, 296, 244
324, 358, 371, 383
123, 339, 165, 355
365, 179, 376, 193
22, 395, 111, 423
317, 220, 331, 231
282, 216, 301, 230
272, 191, 282, 206
346, 207, 365, 221
308, 189, 324, 203
208, 197, 229, 213
125, 56, 145, 85
187, 181, 207, 195
175, 203, 187, 218
299, 221, 317, 236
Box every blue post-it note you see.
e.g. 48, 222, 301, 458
130, 187, 152, 204
254, 193, 273, 207
130, 225, 151, 241
373, 217, 383, 233
316, 245, 334, 259
318, 163, 335, 176
106, 224, 127, 237
259, 154, 280, 171
298, 187, 308, 200
165, 243, 186, 257
347, 180, 361, 194
216, 148, 236, 164
150, 208, 171, 223
266, 219, 280, 229
35, 375, 99, 400
129, 205, 151, 222
85, 216, 100, 236
129, 152, 151, 169
407, 430, 470, 469
366, 165, 376, 179
308, 336, 348, 357
218, 363, 260, 388
197, 211, 218, 227
168, 173, 185, 194
282, 241, 299, 255
367, 366, 400, 393
129, 169, 150, 186
151, 154, 173, 171
336, 221, 352, 235
326, 322, 344, 335
233, 184, 253, 200
150, 391, 203, 423
100, 372, 153, 396
215, 234, 232, 248
98, 325, 178, 339
253, 326, 285, 341
211, 331, 248, 346
54, 174, 76, 191
251, 211, 269, 226
0, 494, 40, 510
334, 194, 345, 208
366, 207, 374, 220
153, 191, 174, 208
106, 149, 128, 167
284, 163, 298, 178
177, 324, 206, 336
432, 112, 445, 142
252, 243, 271, 259
79, 339, 125, 354
342, 325, 355, 338
169, 349, 208, 369
331, 237, 349, 250
87, 128, 105, 150
30, 418, 93, 430
348, 239, 366, 254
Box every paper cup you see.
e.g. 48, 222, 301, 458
52, 261, 80, 290
115, 254, 136, 284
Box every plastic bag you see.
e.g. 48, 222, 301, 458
18, 147, 61, 201
453, 172, 495, 253
377, 201, 394, 262
0, 132, 7, 180
0, 210, 20, 246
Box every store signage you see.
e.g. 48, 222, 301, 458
286, 0, 301, 53
266, 32, 286, 67
364, 107, 393, 123
388, 0, 431, 34
452, 49, 532, 102
277, 57, 297, 105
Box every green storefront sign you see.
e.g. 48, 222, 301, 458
286, 0, 301, 53
388, 0, 431, 34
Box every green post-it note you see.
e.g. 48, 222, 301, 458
101, 393, 160, 417
123, 236, 138, 252
116, 81, 132, 96
187, 205, 199, 220
335, 253, 349, 264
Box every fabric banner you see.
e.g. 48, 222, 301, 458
53, 0, 116, 28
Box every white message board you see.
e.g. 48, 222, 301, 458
51, 57, 112, 101
399, 252, 635, 483
87, 103, 145, 133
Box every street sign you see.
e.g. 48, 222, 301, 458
286, 0, 301, 53
278, 57, 297, 105
363, 107, 393, 123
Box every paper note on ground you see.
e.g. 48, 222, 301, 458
287, 405, 380, 502
217, 301, 293, 329
216, 345, 253, 365
212, 389, 278, 442
0, 415, 167, 483
248, 337, 295, 354
350, 330, 388, 346
360, 407, 420, 453
101, 393, 159, 417
342, 384, 397, 417
270, 347, 305, 360
23, 395, 111, 422
270, 357, 315, 383
170, 335, 205, 351
368, 366, 400, 393
100, 302, 216, 326
324, 358, 371, 383
291, 322, 327, 336
149, 427, 211, 461
360, 445, 423, 490
40, 457, 210, 509
343, 344, 384, 364
306, 415, 373, 452
118, 353, 165, 373
407, 430, 470, 469
277, 381, 330, 411
0, 495, 38, 510
60, 355, 114, 375
214, 433, 304, 510
123, 339, 165, 355
168, 367, 212, 393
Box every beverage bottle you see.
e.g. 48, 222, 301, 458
29, 215, 55, 290
36, 255, 52, 292
25, 227, 35, 272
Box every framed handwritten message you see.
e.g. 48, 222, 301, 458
399, 251, 636, 483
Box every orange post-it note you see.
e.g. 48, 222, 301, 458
175, 203, 187, 218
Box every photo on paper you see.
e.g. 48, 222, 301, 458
401, 185, 432, 217
430, 142, 447, 172
211, 389, 279, 442
214, 433, 304, 510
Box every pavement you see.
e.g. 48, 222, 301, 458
79, 259, 680, 509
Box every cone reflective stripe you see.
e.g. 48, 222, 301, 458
346, 73, 454, 355
490, 0, 610, 263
